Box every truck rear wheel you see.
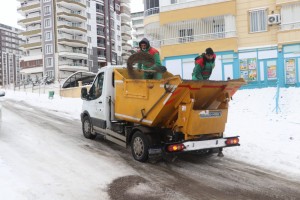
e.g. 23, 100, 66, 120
131, 131, 149, 162
82, 116, 96, 140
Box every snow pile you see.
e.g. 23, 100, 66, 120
4, 90, 82, 120
224, 87, 300, 180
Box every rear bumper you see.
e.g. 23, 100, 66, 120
182, 136, 239, 152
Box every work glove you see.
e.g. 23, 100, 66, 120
153, 66, 167, 73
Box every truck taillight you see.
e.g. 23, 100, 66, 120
167, 144, 185, 152
225, 137, 239, 145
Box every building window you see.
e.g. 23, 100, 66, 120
87, 36, 91, 43
171, 0, 177, 4
45, 31, 52, 41
249, 9, 267, 33
44, 6, 51, 16
46, 70, 54, 78
45, 44, 53, 54
44, 18, 51, 28
44, 0, 51, 2
87, 13, 91, 19
46, 58, 53, 67
87, 25, 91, 31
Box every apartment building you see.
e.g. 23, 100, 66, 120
120, 0, 132, 62
143, 0, 300, 88
0, 23, 24, 87
88, 0, 122, 67
131, 11, 144, 51
18, 0, 123, 83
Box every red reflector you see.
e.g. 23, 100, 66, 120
225, 138, 239, 145
167, 144, 185, 152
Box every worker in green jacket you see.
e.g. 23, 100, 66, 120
137, 38, 166, 79
192, 48, 216, 80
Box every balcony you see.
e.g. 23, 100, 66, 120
26, 24, 41, 31
121, 23, 131, 31
56, 0, 86, 10
97, 54, 106, 60
121, 32, 131, 40
58, 34, 87, 47
20, 41, 42, 50
59, 63, 89, 72
97, 43, 106, 48
96, 9, 105, 14
121, 13, 131, 23
97, 19, 105, 25
20, 67, 43, 74
144, 7, 159, 17
120, 3, 131, 15
57, 7, 87, 22
18, 15, 41, 26
20, 54, 43, 62
58, 49, 88, 59
57, 21, 87, 33
17, 1, 40, 13
97, 31, 105, 37
122, 43, 131, 51
276, 0, 298, 6
20, 29, 42, 36
121, 0, 130, 3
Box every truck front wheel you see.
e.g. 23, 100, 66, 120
131, 131, 149, 162
82, 116, 96, 140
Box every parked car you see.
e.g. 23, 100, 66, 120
0, 89, 5, 97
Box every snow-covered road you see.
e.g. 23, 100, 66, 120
0, 101, 135, 200
1, 99, 300, 200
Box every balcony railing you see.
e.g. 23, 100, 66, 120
59, 63, 88, 67
26, 12, 41, 18
27, 25, 41, 31
97, 43, 105, 47
97, 31, 105, 36
19, 0, 40, 9
97, 20, 105, 24
57, 7, 86, 17
144, 7, 159, 17
59, 49, 87, 54
149, 31, 236, 48
281, 21, 300, 31
26, 38, 42, 44
96, 9, 104, 14
58, 33, 86, 41
58, 21, 86, 29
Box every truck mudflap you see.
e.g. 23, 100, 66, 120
166, 136, 240, 153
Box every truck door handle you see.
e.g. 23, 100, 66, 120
99, 101, 102, 104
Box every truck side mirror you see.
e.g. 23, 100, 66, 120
81, 87, 88, 100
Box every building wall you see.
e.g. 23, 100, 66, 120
159, 1, 236, 25
149, 0, 300, 88
236, 0, 279, 48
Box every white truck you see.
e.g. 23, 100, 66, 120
80, 66, 245, 162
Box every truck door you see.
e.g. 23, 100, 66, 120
88, 72, 106, 129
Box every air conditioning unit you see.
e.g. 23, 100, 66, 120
268, 14, 281, 25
